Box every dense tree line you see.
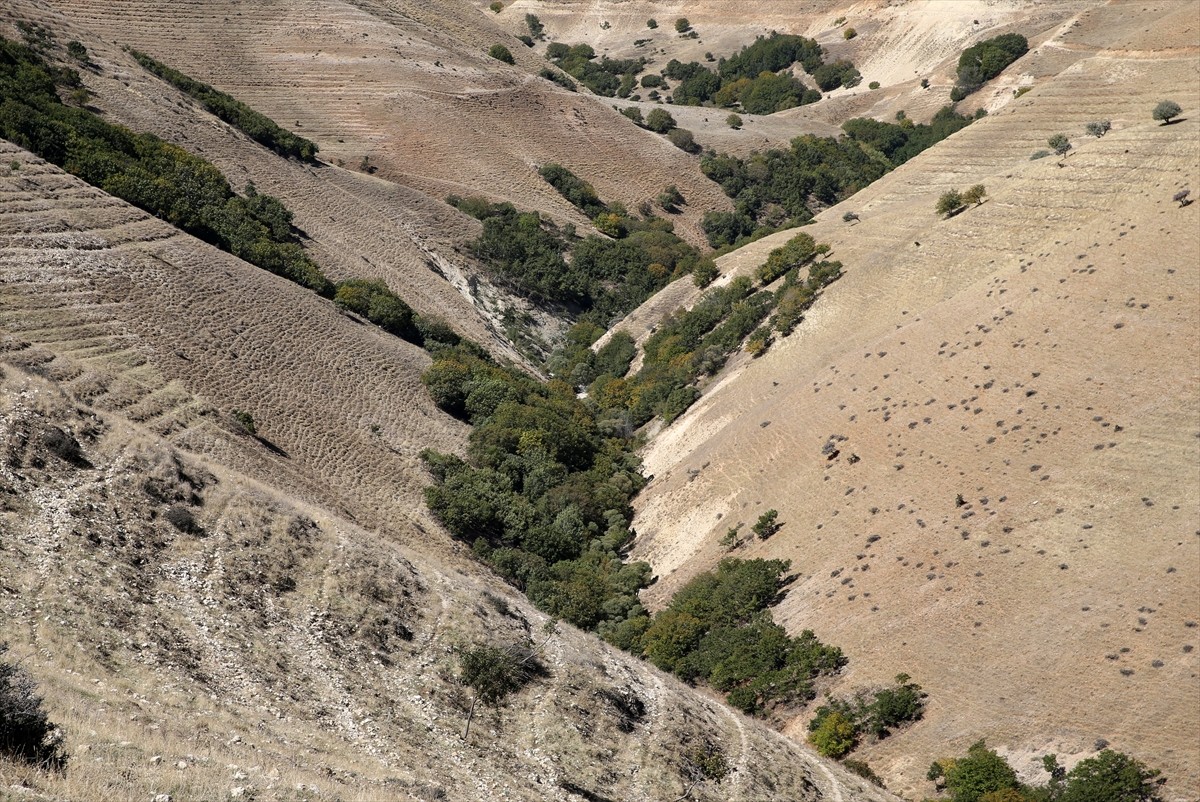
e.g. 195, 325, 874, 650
545, 42, 645, 97
129, 50, 319, 161
699, 107, 976, 247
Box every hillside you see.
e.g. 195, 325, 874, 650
629, 3, 1200, 798
0, 136, 893, 802
1, 0, 1197, 800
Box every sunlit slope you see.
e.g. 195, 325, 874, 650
42, 0, 730, 245
631, 39, 1199, 802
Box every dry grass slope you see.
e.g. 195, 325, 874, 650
631, 8, 1200, 799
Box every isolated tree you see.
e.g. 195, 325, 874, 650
488, 44, 515, 64
842, 211, 860, 223
1085, 119, 1111, 137
646, 107, 677, 133
646, 18, 658, 29
944, 740, 1020, 802
1059, 750, 1164, 802
692, 258, 718, 287
936, 189, 964, 217
658, 184, 685, 211
726, 113, 743, 129
752, 509, 781, 539
674, 17, 691, 33
844, 27, 857, 40
459, 620, 556, 739
667, 128, 698, 152
963, 184, 987, 206
1048, 134, 1071, 155
1152, 99, 1181, 124
489, 1, 502, 12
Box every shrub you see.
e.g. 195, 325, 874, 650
868, 80, 880, 89
667, 128, 698, 153
962, 184, 987, 206
936, 189, 964, 217
232, 409, 257, 435
539, 67, 576, 90
0, 644, 67, 771
844, 27, 857, 40
692, 258, 719, 287
645, 107, 676, 133
1030, 149, 1051, 160
525, 13, 544, 39
489, 1, 502, 12
647, 19, 657, 29
621, 106, 643, 124
489, 44, 515, 64
66, 40, 87, 62
726, 113, 743, 129
1152, 99, 1181, 123
674, 18, 691, 33
658, 184, 685, 211
1085, 119, 1111, 137
944, 740, 1020, 802
1048, 133, 1071, 155
752, 509, 781, 539
809, 710, 856, 758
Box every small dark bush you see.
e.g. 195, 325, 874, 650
489, 44, 515, 65
0, 643, 67, 771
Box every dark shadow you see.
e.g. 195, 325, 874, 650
1161, 117, 1186, 125
254, 436, 290, 458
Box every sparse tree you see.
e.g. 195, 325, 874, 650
936, 189, 964, 217
66, 40, 88, 63
752, 509, 781, 539
459, 620, 556, 739
658, 184, 685, 211
842, 211, 860, 223
488, 44, 515, 65
232, 409, 257, 436
1152, 99, 1181, 124
962, 184, 987, 206
726, 113, 743, 129
1085, 119, 1111, 137
1048, 134, 1071, 155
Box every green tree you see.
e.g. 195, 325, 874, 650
726, 113, 743, 129
962, 184, 987, 206
752, 509, 781, 539
667, 127, 698, 152
66, 40, 88, 62
844, 27, 857, 40
1048, 133, 1071, 155
0, 643, 68, 771
645, 107, 676, 133
1152, 99, 1181, 123
809, 710, 857, 758
647, 19, 658, 29
1085, 119, 1111, 137
944, 740, 1020, 802
1060, 750, 1164, 802
674, 18, 691, 33
489, 44, 515, 64
937, 189, 964, 217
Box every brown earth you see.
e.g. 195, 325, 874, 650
629, 4, 1200, 799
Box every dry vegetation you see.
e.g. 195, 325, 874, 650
0, 0, 1197, 800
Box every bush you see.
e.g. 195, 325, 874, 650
647, 19, 657, 29
962, 184, 986, 206
868, 80, 880, 89
844, 27, 857, 40
752, 509, 781, 539
658, 184, 685, 211
726, 113, 743, 129
1030, 149, 1051, 160
0, 644, 67, 771
674, 18, 691, 34
489, 1, 502, 12
1153, 99, 1181, 123
667, 128, 698, 153
525, 13, 544, 39
489, 44, 515, 64
810, 710, 856, 758
692, 258, 719, 287
66, 40, 88, 62
936, 189, 964, 217
645, 107, 676, 133
232, 409, 257, 435
1048, 133, 1071, 155
1085, 119, 1111, 137
621, 106, 643, 124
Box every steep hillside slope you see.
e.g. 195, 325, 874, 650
38, 0, 730, 246
630, 8, 1199, 799
0, 143, 897, 801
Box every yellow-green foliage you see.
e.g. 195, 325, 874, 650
809, 710, 857, 758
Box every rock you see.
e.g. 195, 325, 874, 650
153, 795, 172, 802
149, 755, 162, 766
176, 760, 188, 770
229, 787, 246, 798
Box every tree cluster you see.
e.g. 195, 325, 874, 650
632, 559, 846, 715
928, 740, 1165, 802
545, 42, 645, 97
808, 674, 926, 758
951, 33, 1029, 101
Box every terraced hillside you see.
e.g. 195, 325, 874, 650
37, 0, 731, 247
628, 4, 1200, 798
0, 139, 899, 802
